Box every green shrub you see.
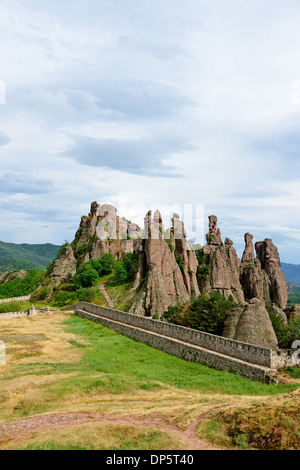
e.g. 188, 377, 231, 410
0, 301, 25, 313
96, 253, 115, 274
75, 243, 89, 258
113, 261, 128, 282
54, 291, 77, 306
76, 287, 99, 302
162, 303, 191, 327
269, 312, 300, 348
162, 291, 236, 336
122, 253, 138, 281
74, 265, 99, 288
37, 287, 49, 300
0, 270, 44, 299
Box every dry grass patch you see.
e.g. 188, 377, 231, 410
0, 311, 299, 450
197, 388, 300, 450
0, 312, 84, 366
3, 421, 187, 451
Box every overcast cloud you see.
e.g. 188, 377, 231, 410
0, 0, 300, 263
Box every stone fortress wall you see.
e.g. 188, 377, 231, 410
0, 295, 31, 304
63, 301, 295, 384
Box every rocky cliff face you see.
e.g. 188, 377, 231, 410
129, 210, 191, 317
197, 216, 244, 303
239, 234, 288, 312
45, 202, 289, 346
255, 238, 288, 310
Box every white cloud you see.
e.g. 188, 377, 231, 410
0, 0, 300, 262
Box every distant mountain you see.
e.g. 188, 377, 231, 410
281, 263, 300, 286
0, 241, 60, 272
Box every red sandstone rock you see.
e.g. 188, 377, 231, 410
255, 239, 288, 309
241, 233, 255, 264
206, 215, 223, 245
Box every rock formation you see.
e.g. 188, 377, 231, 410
270, 303, 288, 325
239, 235, 288, 310
255, 239, 288, 310
241, 233, 255, 263
52, 245, 77, 280
240, 233, 270, 306
131, 210, 191, 316
197, 216, 244, 303
223, 298, 278, 349
42, 202, 290, 348
206, 215, 223, 246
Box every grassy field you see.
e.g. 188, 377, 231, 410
0, 311, 299, 450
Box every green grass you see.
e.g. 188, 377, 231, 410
0, 301, 28, 313
3, 313, 298, 408
286, 366, 300, 379
59, 315, 297, 397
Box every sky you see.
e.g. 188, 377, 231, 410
0, 0, 300, 263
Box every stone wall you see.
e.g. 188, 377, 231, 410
76, 309, 278, 384
0, 308, 50, 320
0, 295, 31, 304
66, 302, 292, 369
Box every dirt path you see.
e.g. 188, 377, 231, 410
0, 411, 216, 450
99, 283, 115, 308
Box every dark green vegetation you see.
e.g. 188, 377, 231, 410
286, 367, 300, 379
281, 263, 300, 286
42, 252, 139, 308
0, 301, 28, 313
162, 291, 236, 336
0, 270, 44, 299
287, 285, 300, 306
0, 241, 60, 272
269, 312, 300, 348
202, 399, 300, 450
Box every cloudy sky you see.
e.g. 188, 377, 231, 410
0, 0, 300, 263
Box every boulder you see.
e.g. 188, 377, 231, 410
270, 303, 288, 324
223, 298, 278, 349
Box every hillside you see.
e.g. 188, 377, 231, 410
281, 263, 300, 286
36, 201, 291, 350
0, 311, 298, 450
0, 241, 60, 272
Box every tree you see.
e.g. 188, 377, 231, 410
162, 290, 236, 336
113, 261, 128, 282
74, 265, 99, 288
